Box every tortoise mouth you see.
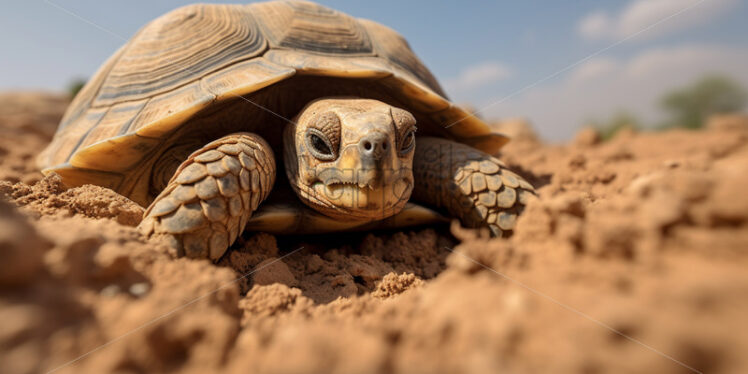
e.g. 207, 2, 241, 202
299, 175, 413, 221
312, 175, 412, 201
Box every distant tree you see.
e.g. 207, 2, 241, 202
588, 111, 641, 141
660, 75, 746, 129
67, 78, 87, 99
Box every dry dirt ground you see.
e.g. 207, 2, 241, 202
1, 92, 747, 374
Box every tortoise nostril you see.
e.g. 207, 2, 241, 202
359, 133, 389, 160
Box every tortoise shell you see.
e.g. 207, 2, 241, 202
39, 1, 507, 206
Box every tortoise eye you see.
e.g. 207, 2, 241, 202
399, 127, 416, 155
306, 128, 336, 160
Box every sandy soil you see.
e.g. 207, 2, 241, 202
1, 92, 747, 374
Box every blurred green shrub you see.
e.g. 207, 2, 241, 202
588, 111, 641, 141
67, 78, 87, 99
660, 75, 746, 129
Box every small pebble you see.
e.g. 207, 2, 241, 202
129, 282, 150, 297
100, 284, 121, 297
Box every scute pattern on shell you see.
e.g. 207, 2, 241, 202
94, 4, 267, 107
139, 133, 275, 260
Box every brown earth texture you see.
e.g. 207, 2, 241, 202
1, 92, 747, 374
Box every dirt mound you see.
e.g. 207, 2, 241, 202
0, 92, 68, 185
1, 174, 144, 226
1, 92, 747, 374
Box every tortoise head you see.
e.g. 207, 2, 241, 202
284, 98, 416, 221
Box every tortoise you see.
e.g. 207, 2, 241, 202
39, 0, 535, 260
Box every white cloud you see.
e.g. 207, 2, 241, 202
578, 11, 611, 40
486, 44, 748, 140
444, 61, 512, 93
578, 0, 738, 41
568, 58, 619, 84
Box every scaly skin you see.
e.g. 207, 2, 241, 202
138, 133, 275, 260
412, 137, 535, 236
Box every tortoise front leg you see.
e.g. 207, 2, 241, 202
412, 137, 534, 237
139, 133, 275, 260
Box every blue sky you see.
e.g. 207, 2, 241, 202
1, 0, 746, 139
